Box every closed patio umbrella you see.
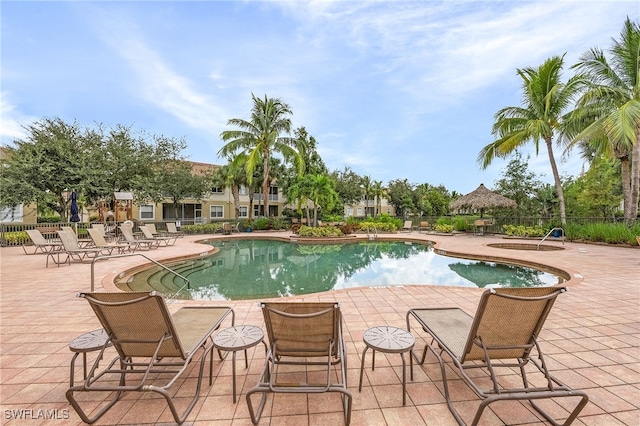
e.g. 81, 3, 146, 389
70, 190, 81, 227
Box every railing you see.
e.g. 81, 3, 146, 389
366, 225, 378, 240
537, 227, 565, 250
90, 252, 190, 293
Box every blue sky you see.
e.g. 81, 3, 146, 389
1, 1, 636, 194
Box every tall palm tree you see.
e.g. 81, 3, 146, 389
361, 175, 373, 217
570, 17, 640, 225
213, 154, 248, 219
371, 180, 386, 217
219, 94, 303, 217
478, 55, 583, 225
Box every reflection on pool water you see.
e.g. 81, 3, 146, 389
116, 240, 563, 301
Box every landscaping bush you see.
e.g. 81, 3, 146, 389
503, 224, 547, 237
453, 217, 469, 232
434, 223, 454, 233
297, 225, 344, 237
360, 221, 396, 232
564, 222, 640, 245
5, 231, 29, 245
181, 223, 221, 234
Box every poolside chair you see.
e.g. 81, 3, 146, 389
223, 222, 233, 235
406, 287, 589, 426
246, 302, 352, 425
166, 222, 184, 238
49, 230, 111, 267
61, 225, 92, 247
66, 291, 234, 425
91, 223, 117, 242
87, 228, 135, 254
119, 223, 160, 250
23, 229, 63, 254
418, 221, 431, 232
401, 220, 413, 232
140, 225, 178, 246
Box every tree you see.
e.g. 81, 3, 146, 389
386, 179, 415, 217
213, 154, 248, 219
136, 159, 211, 220
479, 55, 584, 225
287, 174, 339, 226
371, 180, 387, 217
219, 94, 303, 218
0, 118, 187, 222
564, 157, 622, 218
570, 17, 640, 225
361, 175, 374, 216
331, 167, 364, 208
493, 151, 545, 217
1, 118, 94, 221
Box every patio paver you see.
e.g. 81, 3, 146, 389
1, 231, 638, 425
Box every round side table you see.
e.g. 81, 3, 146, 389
69, 328, 111, 386
358, 325, 415, 405
213, 325, 267, 403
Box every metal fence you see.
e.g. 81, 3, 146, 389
1, 216, 635, 247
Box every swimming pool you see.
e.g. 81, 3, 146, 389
115, 239, 563, 301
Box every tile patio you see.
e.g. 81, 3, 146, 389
0, 231, 638, 425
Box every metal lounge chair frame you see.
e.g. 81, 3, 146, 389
246, 302, 352, 425
23, 229, 63, 254
407, 287, 589, 426
48, 230, 111, 267
86, 228, 135, 254
66, 291, 234, 424
140, 225, 178, 246
401, 220, 413, 232
91, 223, 117, 242
165, 222, 184, 238
119, 223, 160, 250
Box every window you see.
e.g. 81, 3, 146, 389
211, 187, 224, 194
210, 205, 224, 218
239, 186, 249, 195
239, 206, 248, 218
357, 207, 363, 216
140, 205, 154, 220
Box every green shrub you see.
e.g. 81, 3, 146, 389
434, 223, 454, 233
360, 221, 396, 232
453, 217, 469, 232
297, 225, 344, 237
564, 222, 639, 245
5, 231, 29, 245
503, 225, 546, 237
269, 217, 288, 230
252, 218, 270, 230
181, 223, 221, 234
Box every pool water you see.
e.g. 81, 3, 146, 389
116, 240, 562, 301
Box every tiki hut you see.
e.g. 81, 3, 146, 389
450, 183, 517, 217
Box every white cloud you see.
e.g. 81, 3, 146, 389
0, 94, 35, 145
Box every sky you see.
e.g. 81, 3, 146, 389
1, 1, 637, 195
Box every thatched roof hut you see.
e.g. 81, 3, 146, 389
450, 183, 516, 217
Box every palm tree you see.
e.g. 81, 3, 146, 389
371, 180, 386, 217
213, 154, 248, 219
306, 174, 340, 226
361, 175, 373, 217
219, 94, 303, 218
570, 17, 640, 225
478, 55, 583, 225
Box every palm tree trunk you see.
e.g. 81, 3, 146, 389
545, 138, 567, 225
262, 156, 270, 218
620, 156, 633, 224
232, 185, 240, 219
629, 130, 640, 224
